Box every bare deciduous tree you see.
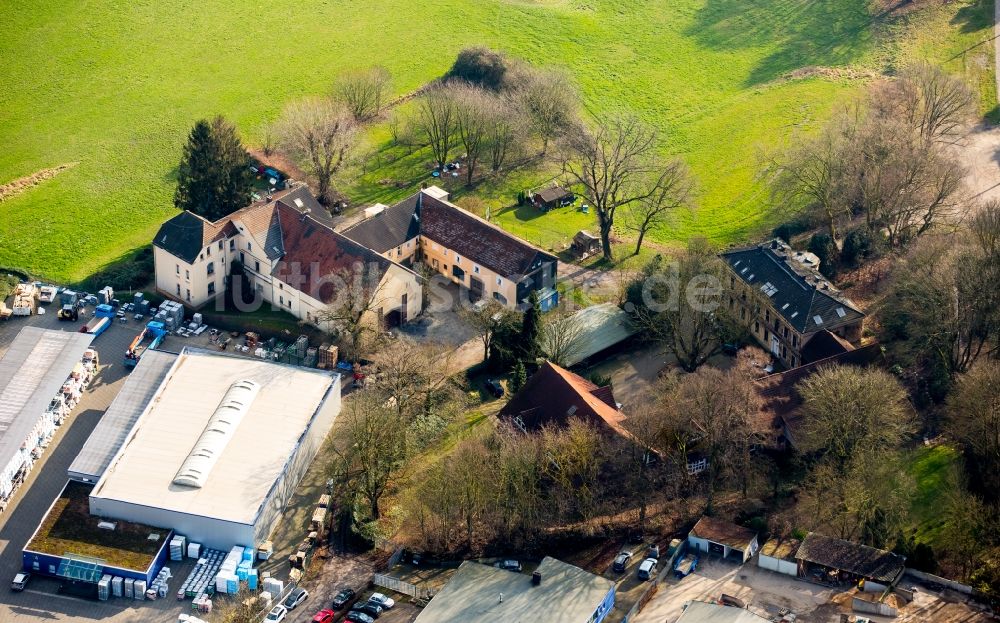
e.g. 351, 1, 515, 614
539, 310, 587, 367
624, 159, 692, 255
513, 67, 579, 155
486, 94, 523, 173
333, 66, 392, 122
563, 115, 689, 261
460, 299, 515, 362
332, 389, 408, 521
317, 262, 389, 359
948, 361, 1000, 500
871, 61, 975, 144
414, 86, 458, 169
276, 97, 357, 202
453, 84, 493, 185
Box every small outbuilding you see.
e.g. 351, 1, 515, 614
688, 516, 759, 563
532, 185, 574, 211
757, 536, 800, 577
572, 230, 601, 257
795, 532, 905, 587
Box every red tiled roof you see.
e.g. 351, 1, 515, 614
272, 203, 393, 304
690, 516, 757, 549
499, 361, 628, 437
420, 195, 556, 279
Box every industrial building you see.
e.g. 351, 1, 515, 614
413, 556, 616, 623
0, 327, 95, 510
82, 347, 341, 550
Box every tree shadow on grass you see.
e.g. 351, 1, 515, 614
950, 0, 994, 34
684, 0, 875, 86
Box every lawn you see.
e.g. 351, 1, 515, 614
905, 443, 962, 545
0, 0, 994, 282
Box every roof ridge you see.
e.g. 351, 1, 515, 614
422, 193, 554, 257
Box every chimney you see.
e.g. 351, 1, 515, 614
532, 571, 541, 586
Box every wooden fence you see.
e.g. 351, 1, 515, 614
373, 573, 433, 600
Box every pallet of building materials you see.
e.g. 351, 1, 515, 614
124, 578, 134, 599
170, 535, 187, 561
98, 575, 112, 601
112, 576, 123, 598
134, 579, 147, 600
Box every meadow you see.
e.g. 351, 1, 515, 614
0, 0, 995, 282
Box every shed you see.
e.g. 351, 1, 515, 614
757, 537, 800, 577
554, 303, 638, 367
688, 516, 759, 563
795, 532, 905, 586
532, 185, 573, 211
572, 230, 601, 257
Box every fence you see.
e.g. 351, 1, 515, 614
373, 573, 433, 600
852, 596, 898, 617
903, 568, 974, 595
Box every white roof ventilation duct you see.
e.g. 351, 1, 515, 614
173, 379, 259, 488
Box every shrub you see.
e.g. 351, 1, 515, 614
772, 218, 810, 243
446, 46, 509, 90
841, 227, 883, 267
78, 247, 155, 292
807, 233, 837, 278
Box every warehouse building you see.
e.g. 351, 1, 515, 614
80, 347, 341, 550
0, 327, 95, 509
413, 556, 615, 623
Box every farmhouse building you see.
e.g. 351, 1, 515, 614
687, 515, 759, 563
152, 184, 422, 330
343, 186, 559, 310
795, 532, 905, 587
721, 239, 865, 369
499, 361, 629, 438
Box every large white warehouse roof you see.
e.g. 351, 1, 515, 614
90, 348, 339, 526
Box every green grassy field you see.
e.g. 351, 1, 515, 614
0, 0, 994, 282
906, 443, 962, 545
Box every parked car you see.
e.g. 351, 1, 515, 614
312, 610, 336, 623
368, 592, 395, 609
494, 559, 522, 572
612, 551, 633, 573
10, 572, 29, 592
265, 605, 288, 622
637, 557, 657, 581
646, 544, 661, 559
332, 587, 357, 609
351, 602, 383, 619
628, 530, 645, 544
283, 587, 309, 610
345, 612, 375, 623
485, 378, 504, 398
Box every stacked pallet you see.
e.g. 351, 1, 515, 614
170, 535, 187, 561
178, 549, 224, 600
12, 283, 36, 316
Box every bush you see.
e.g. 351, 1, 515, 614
772, 218, 810, 243
446, 46, 510, 90
807, 233, 837, 279
841, 227, 882, 267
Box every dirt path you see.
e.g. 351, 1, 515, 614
0, 163, 76, 202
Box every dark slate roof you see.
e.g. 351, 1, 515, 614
535, 186, 571, 204
341, 194, 421, 253
154, 211, 210, 264
272, 203, 395, 304
796, 533, 905, 584
721, 240, 864, 335
801, 329, 854, 365
498, 361, 629, 437
275, 185, 332, 228
690, 516, 757, 550
420, 195, 557, 279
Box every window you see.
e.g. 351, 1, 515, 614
199, 253, 203, 261
473, 265, 480, 274
793, 335, 798, 347
279, 295, 284, 305
176, 264, 180, 275
185, 269, 190, 280
207, 262, 215, 276
247, 241, 252, 251
240, 251, 245, 264
452, 265, 465, 281
764, 329, 769, 341
185, 289, 191, 302
208, 282, 216, 296
218, 240, 224, 250
754, 320, 760, 333
206, 246, 211, 256
278, 283, 283, 290
455, 255, 461, 264
432, 259, 439, 269
286, 299, 291, 308
791, 356, 798, 367
496, 276, 503, 286
176, 284, 181, 295
255, 261, 260, 272
230, 239, 236, 251
765, 309, 770, 322
493, 292, 508, 305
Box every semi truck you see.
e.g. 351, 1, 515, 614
124, 321, 167, 368
81, 304, 115, 337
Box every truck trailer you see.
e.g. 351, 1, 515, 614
124, 321, 167, 368
81, 304, 115, 337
